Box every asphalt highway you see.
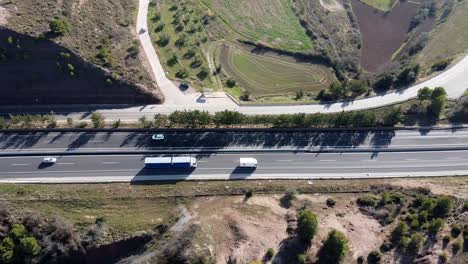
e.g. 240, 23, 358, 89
1, 129, 468, 154
0, 151, 467, 183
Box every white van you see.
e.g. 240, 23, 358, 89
239, 158, 257, 168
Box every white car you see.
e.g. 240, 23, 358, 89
42, 157, 57, 164
152, 134, 165, 140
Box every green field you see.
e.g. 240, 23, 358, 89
147, 1, 216, 89
220, 44, 334, 98
209, 0, 313, 52
359, 0, 394, 11
418, 2, 468, 67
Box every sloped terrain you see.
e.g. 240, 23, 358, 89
0, 0, 161, 105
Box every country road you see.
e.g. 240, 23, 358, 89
0, 151, 467, 183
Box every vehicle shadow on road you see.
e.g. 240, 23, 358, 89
130, 168, 194, 183
229, 167, 255, 180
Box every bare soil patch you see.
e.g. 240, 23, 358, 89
351, 0, 420, 72
0, 6, 10, 26
191, 195, 289, 263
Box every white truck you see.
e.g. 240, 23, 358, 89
239, 158, 258, 168
145, 157, 197, 169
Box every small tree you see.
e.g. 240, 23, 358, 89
417, 87, 432, 102
451, 224, 462, 237
226, 78, 236, 88
430, 94, 446, 118
439, 252, 448, 263
431, 87, 447, 99
391, 222, 409, 244
90, 112, 105, 128
297, 209, 319, 242
318, 229, 349, 264
428, 218, 444, 234
326, 198, 336, 208
49, 18, 70, 35
452, 240, 461, 253
19, 237, 41, 256
408, 233, 424, 254
433, 196, 452, 218
112, 119, 121, 128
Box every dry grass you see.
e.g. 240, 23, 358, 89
3, 0, 156, 90
418, 2, 468, 68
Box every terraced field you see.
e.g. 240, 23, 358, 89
220, 44, 334, 97
209, 0, 312, 52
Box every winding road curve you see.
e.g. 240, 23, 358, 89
0, 0, 465, 121
137, 0, 468, 113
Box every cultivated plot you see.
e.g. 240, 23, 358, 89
220, 44, 335, 97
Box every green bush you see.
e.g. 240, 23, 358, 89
439, 252, 448, 263
357, 195, 376, 207
318, 229, 349, 264
428, 218, 444, 234
408, 233, 424, 253
297, 209, 318, 242
326, 198, 336, 208
451, 224, 462, 237
391, 222, 409, 244
265, 248, 275, 260
49, 18, 70, 35
90, 112, 105, 128
452, 240, 461, 253
443, 235, 451, 243
433, 196, 452, 218
226, 78, 236, 88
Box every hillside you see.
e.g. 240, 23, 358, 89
0, 0, 161, 105
1, 178, 466, 264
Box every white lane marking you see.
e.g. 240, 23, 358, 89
101, 162, 120, 164
445, 157, 461, 160
405, 159, 420, 161
319, 160, 336, 162
11, 163, 29, 166
276, 160, 293, 162
58, 162, 75, 165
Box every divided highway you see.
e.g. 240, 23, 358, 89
0, 151, 467, 183
1, 128, 468, 154
0, 128, 467, 182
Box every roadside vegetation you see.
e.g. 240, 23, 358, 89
0, 87, 460, 129
0, 177, 466, 263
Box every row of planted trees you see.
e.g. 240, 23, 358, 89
139, 108, 404, 128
